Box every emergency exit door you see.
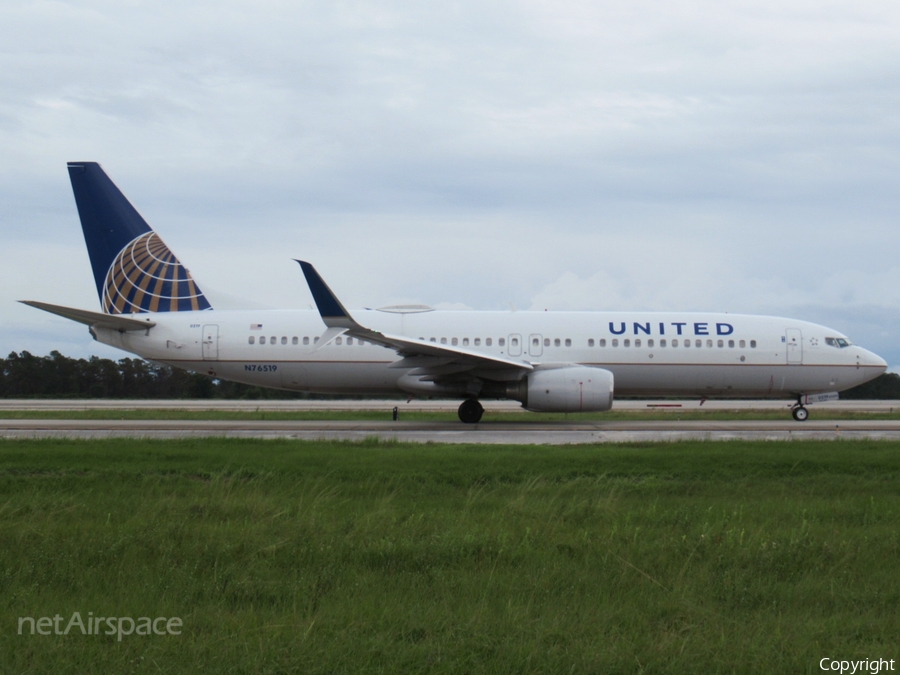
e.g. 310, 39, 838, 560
508, 334, 522, 356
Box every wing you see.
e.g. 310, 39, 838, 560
296, 261, 532, 386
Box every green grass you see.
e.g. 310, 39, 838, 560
3, 407, 900, 421
2, 439, 899, 673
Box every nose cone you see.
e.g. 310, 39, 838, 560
861, 348, 888, 373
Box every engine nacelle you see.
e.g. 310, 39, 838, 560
522, 366, 614, 413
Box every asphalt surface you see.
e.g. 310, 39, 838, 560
2, 400, 899, 443
2, 398, 899, 412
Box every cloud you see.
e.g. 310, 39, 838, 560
1, 0, 899, 369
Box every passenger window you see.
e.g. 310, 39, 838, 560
303, 336, 310, 345
624, 339, 631, 347
260, 336, 266, 345
660, 339, 666, 347
695, 339, 701, 348
292, 337, 298, 345
684, 339, 690, 348
463, 338, 469, 346
565, 338, 571, 347
452, 338, 458, 346
441, 337, 447, 344
750, 340, 757, 348
554, 338, 561, 347
706, 339, 713, 348
739, 340, 746, 348
347, 337, 353, 345
270, 336, 276, 345
314, 336, 319, 343
430, 337, 436, 343
336, 337, 342, 345
588, 339, 595, 347
672, 339, 678, 347
499, 338, 506, 346
281, 336, 287, 345
648, 339, 654, 348
612, 339, 619, 347
544, 338, 550, 346
717, 339, 723, 348
634, 339, 641, 348
599, 339, 606, 347
511, 337, 518, 346
249, 336, 255, 345
486, 338, 492, 346
728, 339, 735, 348
475, 338, 481, 346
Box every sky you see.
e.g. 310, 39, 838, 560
2, 0, 899, 369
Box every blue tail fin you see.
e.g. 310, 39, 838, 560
67, 162, 212, 314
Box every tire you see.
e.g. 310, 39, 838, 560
792, 406, 809, 422
458, 399, 484, 424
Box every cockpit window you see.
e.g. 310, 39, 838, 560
825, 337, 851, 348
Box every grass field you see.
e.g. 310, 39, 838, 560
2, 438, 899, 673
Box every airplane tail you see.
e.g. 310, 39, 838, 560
67, 162, 212, 314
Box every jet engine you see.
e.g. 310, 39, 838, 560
396, 365, 614, 415
518, 366, 614, 413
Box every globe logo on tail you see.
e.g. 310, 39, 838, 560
103, 232, 211, 314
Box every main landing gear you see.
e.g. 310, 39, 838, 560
791, 398, 809, 422
458, 398, 484, 424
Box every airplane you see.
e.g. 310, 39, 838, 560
22, 162, 888, 423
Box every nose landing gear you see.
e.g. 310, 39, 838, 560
791, 399, 809, 422
458, 398, 484, 424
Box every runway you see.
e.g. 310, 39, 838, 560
2, 399, 899, 443
3, 398, 900, 412
4, 417, 900, 443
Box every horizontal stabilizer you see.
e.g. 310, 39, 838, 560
20, 301, 156, 332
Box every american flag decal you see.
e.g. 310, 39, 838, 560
250, 323, 263, 330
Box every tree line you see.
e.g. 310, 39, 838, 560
1, 349, 898, 399
0, 351, 304, 399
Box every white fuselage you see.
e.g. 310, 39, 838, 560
92, 308, 887, 399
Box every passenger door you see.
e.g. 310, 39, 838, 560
785, 328, 802, 364
202, 324, 219, 361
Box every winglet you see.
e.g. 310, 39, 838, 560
296, 260, 359, 330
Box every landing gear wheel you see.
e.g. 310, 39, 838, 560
458, 399, 484, 424
792, 406, 809, 422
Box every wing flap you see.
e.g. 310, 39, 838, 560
375, 332, 532, 373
